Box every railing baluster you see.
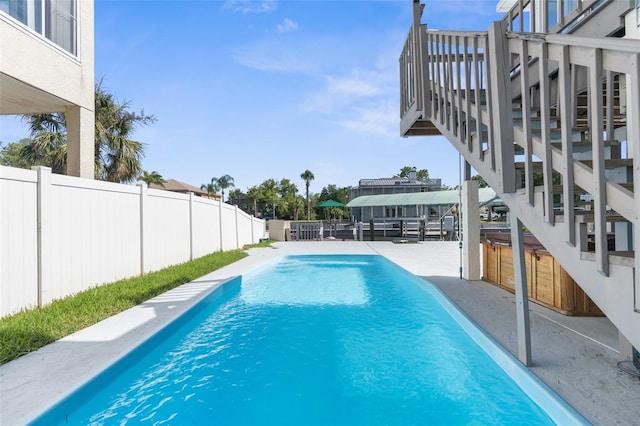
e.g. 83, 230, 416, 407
421, 25, 431, 119
589, 48, 608, 276
473, 37, 483, 159
428, 33, 437, 118
400, 42, 407, 115
412, 2, 423, 116
605, 70, 614, 154
456, 36, 464, 140
447, 35, 455, 131
484, 36, 496, 168
558, 45, 576, 246
531, 0, 537, 32
518, 0, 524, 32
464, 36, 473, 151
537, 42, 554, 225
437, 34, 444, 125
519, 39, 534, 205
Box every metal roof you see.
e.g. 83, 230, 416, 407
346, 188, 501, 207
358, 177, 440, 186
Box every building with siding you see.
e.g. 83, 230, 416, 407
349, 168, 443, 221
0, 0, 94, 178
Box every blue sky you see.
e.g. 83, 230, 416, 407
1, 0, 503, 194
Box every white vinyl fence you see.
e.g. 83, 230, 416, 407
0, 166, 265, 317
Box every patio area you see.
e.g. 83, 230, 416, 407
1, 241, 638, 424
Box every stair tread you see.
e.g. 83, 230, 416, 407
543, 183, 634, 192
514, 158, 632, 169
553, 210, 629, 223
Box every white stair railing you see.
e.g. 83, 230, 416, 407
399, 3, 640, 350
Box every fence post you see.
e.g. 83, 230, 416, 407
189, 192, 194, 260
34, 166, 52, 307
218, 199, 223, 251
251, 215, 255, 244
139, 183, 147, 274
235, 205, 240, 249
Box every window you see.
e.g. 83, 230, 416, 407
563, 0, 577, 17
547, 0, 559, 31
45, 0, 76, 54
0, 0, 76, 55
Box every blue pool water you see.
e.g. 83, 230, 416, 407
32, 255, 586, 425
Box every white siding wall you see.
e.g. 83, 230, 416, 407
0, 166, 265, 317
0, 1, 94, 111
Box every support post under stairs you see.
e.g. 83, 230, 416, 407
510, 215, 532, 366
462, 180, 480, 280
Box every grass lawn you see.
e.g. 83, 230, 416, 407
0, 248, 262, 365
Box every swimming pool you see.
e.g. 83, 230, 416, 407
32, 254, 587, 425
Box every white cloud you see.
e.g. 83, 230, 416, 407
277, 18, 299, 34
223, 0, 277, 14
335, 102, 398, 138
234, 48, 315, 73
326, 74, 382, 97
302, 67, 395, 115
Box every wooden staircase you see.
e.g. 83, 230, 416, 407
400, 2, 640, 351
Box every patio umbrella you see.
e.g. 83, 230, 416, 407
317, 200, 346, 234
317, 199, 345, 208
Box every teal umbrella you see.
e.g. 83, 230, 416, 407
317, 199, 345, 208
318, 200, 346, 235
318, 199, 346, 225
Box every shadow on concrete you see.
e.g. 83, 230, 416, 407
420, 275, 640, 426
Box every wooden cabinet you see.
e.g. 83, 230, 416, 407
482, 237, 603, 316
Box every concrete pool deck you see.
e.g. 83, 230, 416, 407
1, 241, 638, 424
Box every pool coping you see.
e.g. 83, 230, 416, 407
407, 271, 589, 425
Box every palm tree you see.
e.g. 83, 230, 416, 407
211, 174, 235, 202
19, 116, 67, 174
394, 166, 414, 178
300, 169, 314, 220
228, 188, 242, 204
201, 181, 220, 198
21, 81, 155, 183
138, 170, 166, 188
394, 166, 429, 181
246, 185, 260, 217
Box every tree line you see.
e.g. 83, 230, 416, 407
1, 81, 156, 184
1, 83, 455, 221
